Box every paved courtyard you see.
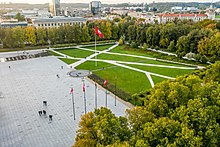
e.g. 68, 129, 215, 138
0, 56, 129, 147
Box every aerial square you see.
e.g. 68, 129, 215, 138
0, 0, 220, 147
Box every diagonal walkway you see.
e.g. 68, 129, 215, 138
48, 43, 198, 88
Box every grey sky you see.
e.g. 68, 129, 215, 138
0, 0, 217, 4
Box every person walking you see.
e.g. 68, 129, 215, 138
38, 111, 42, 116
43, 110, 46, 115
49, 115, 53, 121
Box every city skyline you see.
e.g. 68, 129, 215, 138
0, 0, 218, 4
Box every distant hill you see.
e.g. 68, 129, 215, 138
0, 2, 219, 11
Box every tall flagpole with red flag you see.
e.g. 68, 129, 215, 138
82, 80, 86, 114
95, 27, 104, 67
103, 79, 108, 107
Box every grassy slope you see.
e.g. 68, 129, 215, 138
85, 44, 115, 51
96, 53, 189, 67
76, 61, 151, 94
151, 75, 168, 85
56, 48, 94, 58
59, 58, 78, 65
126, 64, 194, 78
47, 50, 61, 56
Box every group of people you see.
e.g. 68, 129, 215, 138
38, 101, 53, 121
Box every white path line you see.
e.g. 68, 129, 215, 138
117, 61, 197, 69
69, 43, 119, 68
145, 73, 155, 87
103, 60, 175, 87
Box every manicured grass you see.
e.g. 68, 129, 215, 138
151, 75, 168, 85
59, 58, 78, 65
110, 45, 154, 58
56, 48, 94, 58
94, 66, 151, 94
76, 61, 114, 71
126, 64, 194, 78
85, 44, 115, 51
47, 50, 61, 56
215, 15, 220, 18
76, 61, 151, 94
96, 53, 190, 67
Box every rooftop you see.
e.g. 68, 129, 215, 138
32, 17, 87, 23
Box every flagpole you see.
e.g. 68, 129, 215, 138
105, 89, 108, 107
71, 91, 76, 120
82, 79, 87, 114
95, 83, 97, 109
95, 27, 97, 67
115, 78, 117, 106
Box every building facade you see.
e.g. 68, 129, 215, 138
49, 0, 61, 16
0, 22, 28, 28
32, 17, 87, 29
89, 1, 101, 15
157, 14, 208, 24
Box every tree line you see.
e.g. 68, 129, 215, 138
73, 61, 220, 147
0, 17, 219, 62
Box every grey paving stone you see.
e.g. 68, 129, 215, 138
0, 56, 129, 147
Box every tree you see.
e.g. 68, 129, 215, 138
12, 26, 25, 48
176, 36, 189, 57
36, 28, 47, 45
73, 24, 81, 44
3, 28, 13, 48
25, 26, 36, 46
14, 12, 25, 22
47, 28, 57, 45
65, 24, 74, 43
168, 40, 176, 52
74, 107, 131, 146
81, 25, 91, 42
102, 21, 112, 40
111, 24, 119, 40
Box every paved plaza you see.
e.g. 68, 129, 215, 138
0, 56, 129, 147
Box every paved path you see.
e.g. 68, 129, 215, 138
0, 57, 129, 147
48, 44, 199, 88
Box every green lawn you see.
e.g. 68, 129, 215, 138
151, 75, 168, 85
76, 61, 114, 71
215, 15, 220, 18
110, 46, 154, 58
56, 48, 94, 58
47, 50, 61, 56
96, 53, 190, 67
76, 61, 151, 94
85, 44, 115, 51
59, 58, 78, 65
126, 64, 194, 78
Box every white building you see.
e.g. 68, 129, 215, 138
32, 17, 87, 29
111, 9, 129, 16
171, 7, 183, 12
157, 14, 208, 24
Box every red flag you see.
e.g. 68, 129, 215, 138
82, 83, 85, 92
103, 80, 108, 87
95, 27, 104, 38
70, 88, 74, 94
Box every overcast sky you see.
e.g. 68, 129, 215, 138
0, 0, 217, 4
